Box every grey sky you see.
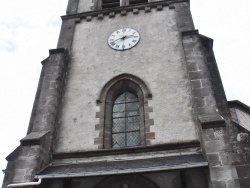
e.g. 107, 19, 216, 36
0, 0, 249, 184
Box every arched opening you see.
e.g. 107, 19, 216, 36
104, 79, 145, 149
95, 174, 159, 188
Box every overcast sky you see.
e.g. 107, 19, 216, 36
0, 0, 249, 184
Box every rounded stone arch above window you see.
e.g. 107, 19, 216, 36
94, 74, 155, 149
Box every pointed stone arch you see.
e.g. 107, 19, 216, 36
97, 74, 152, 103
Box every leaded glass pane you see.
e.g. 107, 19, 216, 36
126, 102, 139, 111
113, 112, 125, 118
113, 103, 125, 112
112, 133, 125, 148
114, 93, 125, 104
127, 132, 141, 147
126, 102, 139, 116
112, 118, 125, 133
112, 91, 141, 148
126, 92, 138, 102
126, 117, 140, 131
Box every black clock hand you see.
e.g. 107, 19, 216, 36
112, 36, 125, 43
124, 35, 135, 39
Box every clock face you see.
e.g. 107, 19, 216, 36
108, 28, 140, 50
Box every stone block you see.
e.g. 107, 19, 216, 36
96, 111, 104, 118
236, 164, 250, 178
207, 153, 220, 166
198, 114, 225, 129
183, 41, 198, 49
145, 7, 151, 12
66, 0, 79, 14
186, 56, 204, 63
205, 140, 226, 153
44, 73, 62, 82
45, 65, 63, 75
211, 180, 226, 188
203, 128, 215, 141
15, 158, 38, 169
57, 19, 76, 49
157, 5, 163, 11
86, 16, 92, 22
145, 132, 155, 140
95, 124, 103, 131
145, 106, 153, 112
145, 119, 154, 126
194, 98, 206, 108
97, 14, 103, 20
210, 166, 238, 181
196, 105, 217, 116
200, 79, 211, 88
94, 137, 103, 145
169, 4, 175, 9
239, 178, 250, 188
189, 71, 208, 80
191, 79, 202, 89
187, 63, 198, 72
220, 153, 242, 165
226, 179, 241, 188
20, 131, 50, 146
121, 10, 127, 16
109, 12, 115, 18
133, 9, 139, 14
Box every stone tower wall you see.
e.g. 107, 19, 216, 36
54, 5, 199, 153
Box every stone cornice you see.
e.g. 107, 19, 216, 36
49, 48, 68, 55
53, 141, 200, 159
181, 29, 199, 36
61, 0, 189, 21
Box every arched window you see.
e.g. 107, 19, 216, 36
112, 91, 141, 148
104, 79, 146, 148
100, 0, 149, 9
95, 74, 154, 149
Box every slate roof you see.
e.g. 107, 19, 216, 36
229, 100, 250, 132
36, 153, 207, 179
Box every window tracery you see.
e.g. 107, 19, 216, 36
104, 79, 146, 148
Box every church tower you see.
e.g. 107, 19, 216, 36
3, 0, 250, 187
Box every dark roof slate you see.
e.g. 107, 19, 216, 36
36, 153, 207, 179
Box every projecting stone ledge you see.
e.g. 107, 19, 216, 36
198, 114, 225, 129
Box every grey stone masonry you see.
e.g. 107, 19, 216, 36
181, 30, 250, 187
182, 30, 221, 122
174, 2, 194, 32
57, 19, 77, 51
200, 35, 231, 121
66, 0, 79, 14
2, 49, 68, 188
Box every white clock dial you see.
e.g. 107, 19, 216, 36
108, 28, 140, 50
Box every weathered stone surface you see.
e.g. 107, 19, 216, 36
210, 166, 238, 181
3, 1, 250, 188
55, 7, 198, 153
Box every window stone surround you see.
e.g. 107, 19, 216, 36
95, 74, 155, 149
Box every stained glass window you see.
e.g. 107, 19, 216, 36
112, 92, 141, 148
